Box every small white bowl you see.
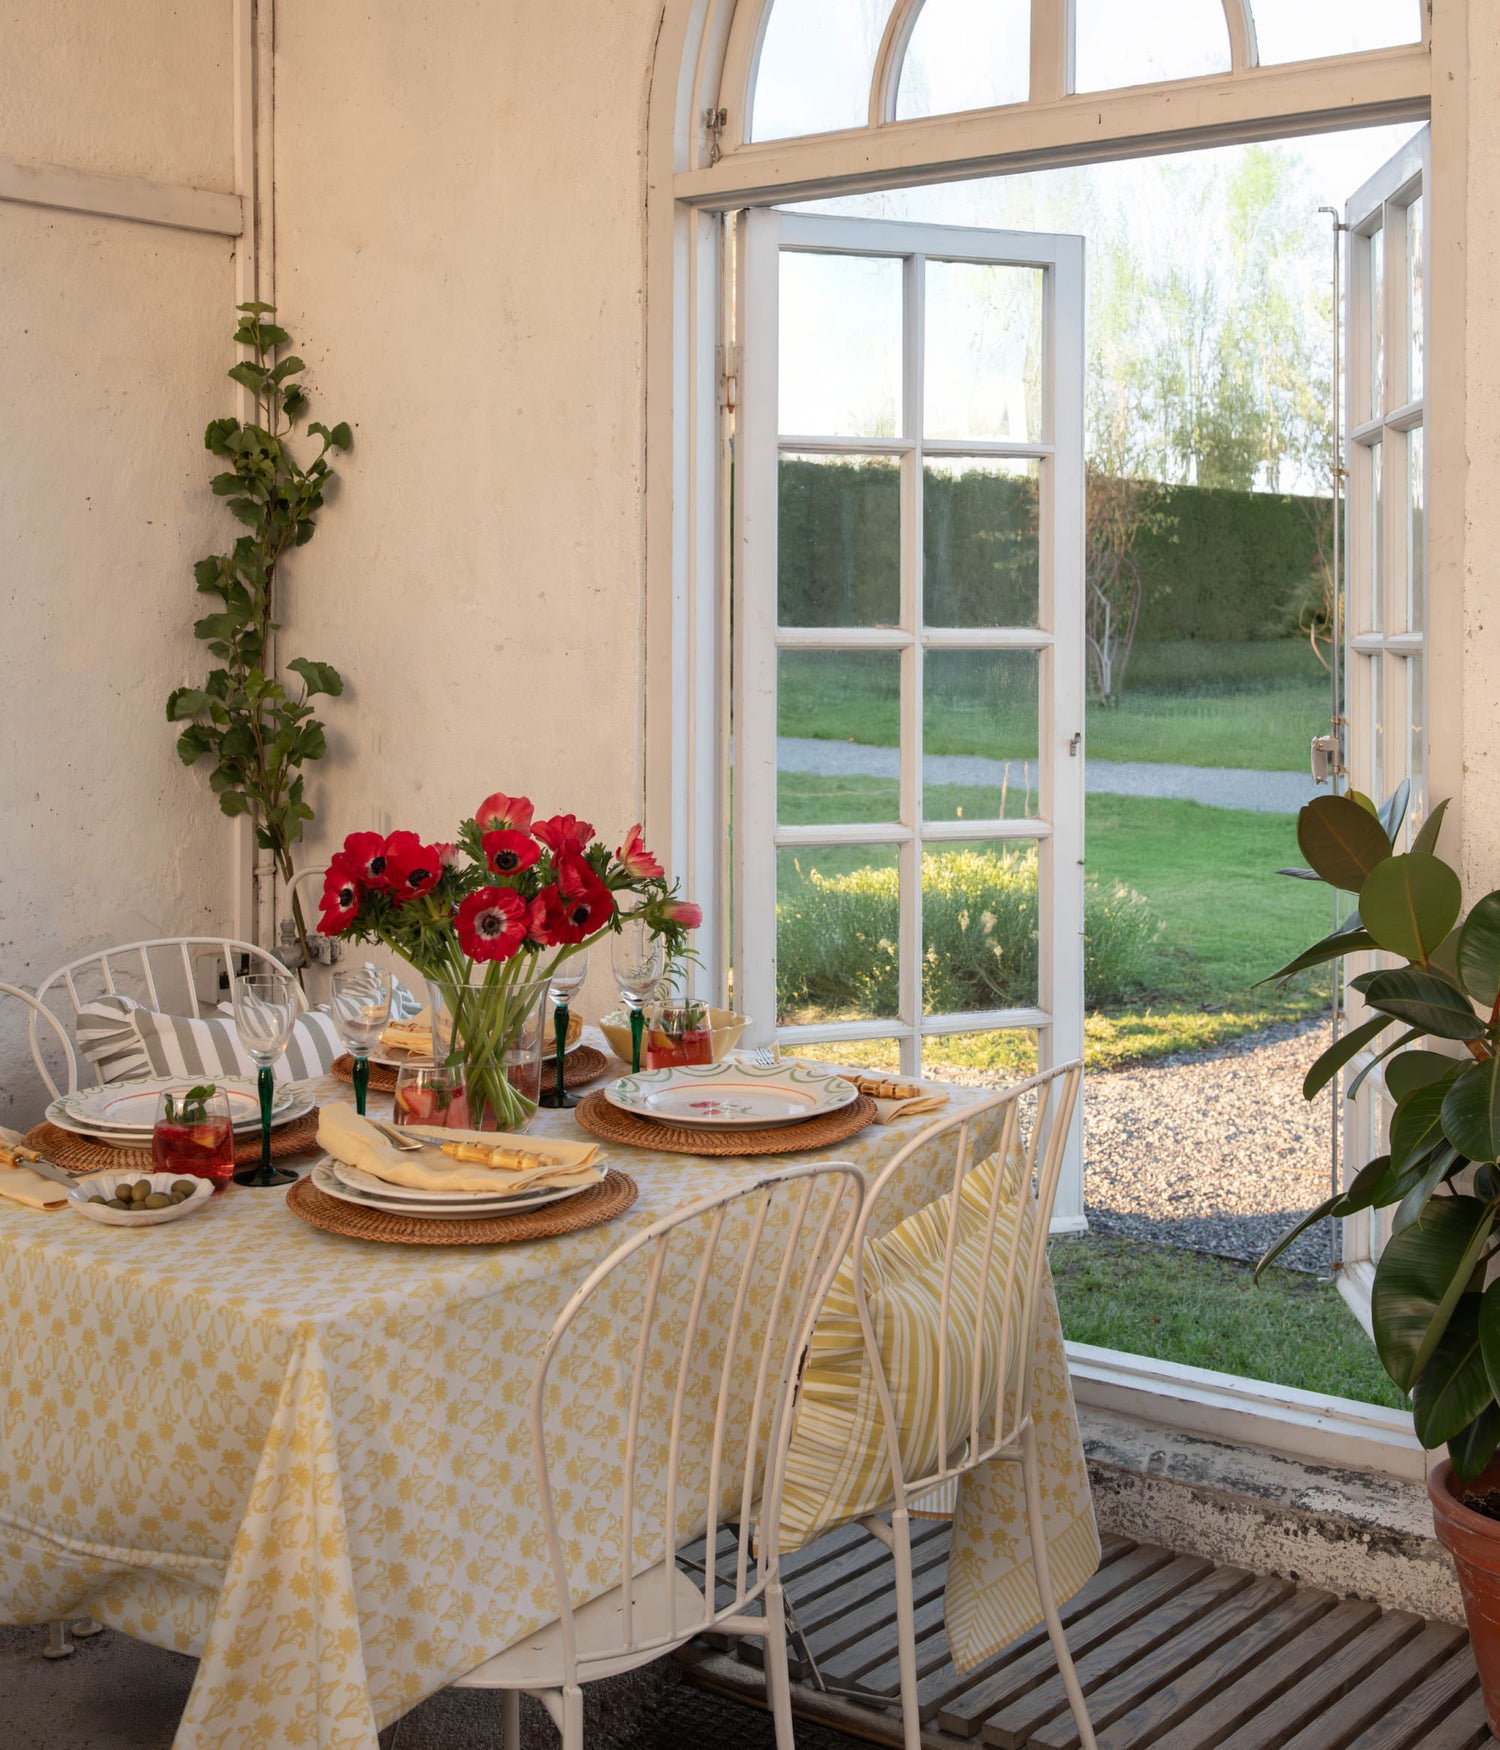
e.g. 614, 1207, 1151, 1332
67, 1171, 215, 1228
599, 1007, 749, 1065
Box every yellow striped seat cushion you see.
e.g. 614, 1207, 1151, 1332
780, 1148, 1036, 1552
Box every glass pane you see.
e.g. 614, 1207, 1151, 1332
1364, 652, 1385, 802
779, 453, 900, 627
1403, 657, 1425, 848
1368, 226, 1385, 422
1407, 194, 1425, 402
924, 261, 1043, 443
1074, 0, 1230, 92
780, 250, 902, 438
1251, 0, 1422, 66
777, 843, 900, 1025
921, 1027, 1037, 1081
1407, 426, 1425, 634
923, 458, 1040, 628
922, 840, 1038, 1013
778, 650, 901, 825
896, 0, 1029, 120
1370, 441, 1384, 633
750, 0, 895, 141
923, 650, 1039, 823
796, 1036, 903, 1073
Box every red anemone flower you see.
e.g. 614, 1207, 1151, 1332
533, 813, 596, 856
616, 824, 664, 881
531, 856, 616, 944
455, 887, 529, 962
475, 791, 534, 834
319, 855, 362, 932
433, 841, 459, 868
385, 839, 443, 903
342, 830, 392, 888
657, 899, 703, 930
482, 828, 540, 878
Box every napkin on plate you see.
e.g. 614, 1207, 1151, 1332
845, 1074, 951, 1127
0, 1127, 69, 1211
378, 1010, 433, 1056
318, 1103, 603, 1195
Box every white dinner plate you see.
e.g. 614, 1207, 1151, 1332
311, 1159, 588, 1220
46, 1086, 314, 1146
55, 1077, 295, 1135
327, 1155, 588, 1208
603, 1060, 858, 1130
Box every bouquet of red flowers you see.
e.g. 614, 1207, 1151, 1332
319, 791, 699, 1127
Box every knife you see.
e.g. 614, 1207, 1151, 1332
0, 1143, 80, 1192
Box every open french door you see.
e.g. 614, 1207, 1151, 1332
731, 210, 1088, 1226
1338, 128, 1431, 1326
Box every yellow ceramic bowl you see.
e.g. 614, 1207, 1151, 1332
598, 1007, 749, 1066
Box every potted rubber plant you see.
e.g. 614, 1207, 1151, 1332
1260, 784, 1500, 1723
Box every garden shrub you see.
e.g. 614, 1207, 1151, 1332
777, 847, 1159, 1023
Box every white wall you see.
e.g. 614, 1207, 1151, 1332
0, 1, 238, 1121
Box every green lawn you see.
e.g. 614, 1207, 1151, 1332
1051, 1235, 1404, 1409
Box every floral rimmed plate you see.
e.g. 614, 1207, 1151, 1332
603, 1060, 858, 1130
52, 1077, 295, 1136
310, 1159, 587, 1221
46, 1086, 313, 1146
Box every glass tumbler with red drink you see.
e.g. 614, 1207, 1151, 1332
152, 1083, 236, 1190
645, 1000, 714, 1069
392, 1063, 472, 1130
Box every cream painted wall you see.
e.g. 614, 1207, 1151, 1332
0, 3, 237, 1121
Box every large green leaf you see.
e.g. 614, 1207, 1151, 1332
1392, 1145, 1461, 1234
1255, 1154, 1394, 1278
1259, 913, 1376, 986
1372, 1195, 1496, 1392
1412, 1296, 1493, 1449
1347, 1029, 1424, 1101
1359, 853, 1463, 965
1297, 796, 1392, 892
1379, 778, 1413, 845
1355, 968, 1486, 1041
1443, 1059, 1500, 1164
1458, 892, 1500, 1010
1478, 1279, 1500, 1409
1449, 1403, 1500, 1482
1387, 1050, 1465, 1102
1390, 1077, 1462, 1173
1302, 1014, 1394, 1100
1413, 799, 1452, 858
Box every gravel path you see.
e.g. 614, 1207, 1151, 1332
776, 736, 1318, 814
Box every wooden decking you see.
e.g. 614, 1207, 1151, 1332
681, 1521, 1491, 1750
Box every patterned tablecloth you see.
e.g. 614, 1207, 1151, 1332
0, 1062, 1096, 1750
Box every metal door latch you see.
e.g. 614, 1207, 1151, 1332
1068, 732, 1083, 757
1311, 732, 1343, 785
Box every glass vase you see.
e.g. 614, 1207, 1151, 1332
424, 970, 550, 1133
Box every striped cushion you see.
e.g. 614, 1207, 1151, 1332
76, 995, 342, 1085
779, 1147, 1036, 1552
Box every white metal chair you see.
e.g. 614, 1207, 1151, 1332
2, 981, 78, 1101
831, 1062, 1094, 1750
30, 937, 304, 1096
447, 1161, 864, 1750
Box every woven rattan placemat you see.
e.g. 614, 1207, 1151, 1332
572, 1090, 877, 1157
285, 1167, 638, 1246
25, 1108, 323, 1175
334, 1045, 610, 1094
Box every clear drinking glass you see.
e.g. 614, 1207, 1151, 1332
230, 970, 300, 1187
152, 1083, 235, 1191
392, 1062, 471, 1130
330, 964, 392, 1117
539, 948, 589, 1110
611, 919, 664, 1074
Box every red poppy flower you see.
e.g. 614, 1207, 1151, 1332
342, 830, 392, 888
482, 828, 540, 878
385, 839, 443, 903
531, 856, 615, 945
319, 855, 362, 932
616, 824, 664, 881
658, 899, 703, 930
455, 887, 529, 962
475, 791, 534, 834
533, 813, 596, 856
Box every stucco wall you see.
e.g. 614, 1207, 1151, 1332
0, 2, 237, 1120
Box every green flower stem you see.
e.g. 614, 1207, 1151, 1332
352, 1053, 370, 1117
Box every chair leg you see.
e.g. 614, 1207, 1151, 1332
890, 1508, 923, 1750
42, 1621, 73, 1660
561, 1682, 584, 1750
72, 1617, 103, 1638
761, 1576, 797, 1750
1021, 1422, 1097, 1750
502, 1689, 521, 1750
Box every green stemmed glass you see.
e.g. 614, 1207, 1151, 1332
539, 950, 588, 1109
331, 965, 392, 1117
611, 919, 664, 1075
231, 971, 300, 1187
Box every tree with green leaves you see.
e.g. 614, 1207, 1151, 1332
167, 302, 351, 970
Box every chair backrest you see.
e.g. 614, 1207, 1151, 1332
32, 937, 306, 1095
1, 982, 78, 1104
531, 1161, 863, 1687
851, 1062, 1082, 1513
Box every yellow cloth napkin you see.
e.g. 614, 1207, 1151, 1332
318, 1102, 603, 1195
378, 1010, 433, 1057
0, 1127, 69, 1211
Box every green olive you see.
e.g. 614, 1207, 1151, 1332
105, 1197, 130, 1210
170, 1189, 192, 1204
142, 1193, 170, 1209
171, 1181, 197, 1199
88, 1194, 106, 1205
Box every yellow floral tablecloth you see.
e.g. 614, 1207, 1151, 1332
0, 1073, 1095, 1749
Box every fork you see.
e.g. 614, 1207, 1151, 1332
750, 1046, 779, 1067
368, 1118, 425, 1152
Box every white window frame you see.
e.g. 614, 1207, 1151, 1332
644, 0, 1460, 1455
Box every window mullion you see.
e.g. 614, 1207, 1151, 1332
900, 251, 925, 1080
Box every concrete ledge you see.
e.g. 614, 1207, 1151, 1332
1080, 1406, 1462, 1624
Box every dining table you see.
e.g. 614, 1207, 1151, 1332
0, 1040, 1097, 1750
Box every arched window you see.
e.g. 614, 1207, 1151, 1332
895, 0, 1030, 121
1250, 0, 1423, 67
750, 0, 895, 140
1073, 0, 1230, 93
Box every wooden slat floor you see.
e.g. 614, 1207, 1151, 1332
679, 1522, 1492, 1750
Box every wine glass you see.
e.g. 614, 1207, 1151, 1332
539, 949, 589, 1110
611, 919, 664, 1074
330, 964, 392, 1117
231, 970, 300, 1187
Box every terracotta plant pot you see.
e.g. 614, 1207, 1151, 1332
1428, 1457, 1500, 1731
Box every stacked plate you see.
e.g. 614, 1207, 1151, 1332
310, 1156, 596, 1222
46, 1077, 314, 1148
603, 1059, 859, 1132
